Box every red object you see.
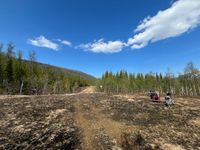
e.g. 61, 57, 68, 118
152, 95, 161, 102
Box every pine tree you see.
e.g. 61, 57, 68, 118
15, 51, 26, 94
0, 43, 5, 84
6, 42, 15, 83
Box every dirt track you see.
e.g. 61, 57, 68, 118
0, 93, 200, 150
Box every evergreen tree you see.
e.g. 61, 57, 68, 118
6, 42, 15, 83
15, 51, 26, 94
0, 43, 5, 84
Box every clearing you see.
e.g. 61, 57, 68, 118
0, 91, 200, 149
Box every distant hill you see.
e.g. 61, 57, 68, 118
24, 60, 96, 81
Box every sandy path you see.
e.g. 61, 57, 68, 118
74, 97, 135, 149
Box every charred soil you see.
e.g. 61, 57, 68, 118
0, 94, 200, 150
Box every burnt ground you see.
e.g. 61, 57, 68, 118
0, 93, 200, 150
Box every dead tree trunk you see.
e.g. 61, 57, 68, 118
19, 80, 24, 95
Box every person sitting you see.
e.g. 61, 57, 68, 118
165, 92, 174, 106
149, 91, 155, 100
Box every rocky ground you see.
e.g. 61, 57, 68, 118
0, 93, 200, 150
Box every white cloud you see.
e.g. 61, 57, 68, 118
57, 39, 72, 47
77, 39, 125, 53
61, 40, 72, 47
27, 0, 200, 53
28, 35, 59, 50
128, 0, 200, 49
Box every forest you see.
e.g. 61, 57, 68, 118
98, 63, 200, 96
0, 42, 93, 94
1, 42, 200, 96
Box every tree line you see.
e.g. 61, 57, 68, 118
98, 63, 200, 96
0, 42, 92, 95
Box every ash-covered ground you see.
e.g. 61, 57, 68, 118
0, 93, 200, 150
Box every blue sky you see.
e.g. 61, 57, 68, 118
0, 0, 200, 77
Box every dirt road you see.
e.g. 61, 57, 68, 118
0, 93, 200, 149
